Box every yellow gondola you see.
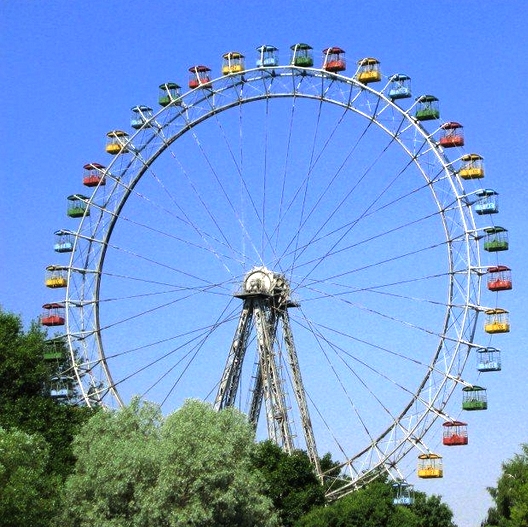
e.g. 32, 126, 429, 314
105, 130, 129, 155
356, 57, 381, 84
484, 308, 510, 334
45, 265, 67, 288
459, 153, 484, 179
222, 51, 245, 75
417, 453, 443, 478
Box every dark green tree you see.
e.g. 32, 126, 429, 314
0, 309, 50, 399
0, 308, 94, 477
252, 440, 325, 526
294, 477, 456, 527
412, 492, 456, 527
0, 427, 61, 527
294, 478, 393, 527
482, 443, 528, 527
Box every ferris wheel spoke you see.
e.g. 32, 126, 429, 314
183, 125, 266, 265
96, 285, 228, 332
133, 158, 254, 274
286, 207, 448, 292
272, 105, 374, 267
91, 168, 247, 271
287, 98, 329, 272
103, 300, 241, 404
272, 94, 297, 258
291, 308, 434, 463
276, 132, 431, 283
295, 300, 437, 378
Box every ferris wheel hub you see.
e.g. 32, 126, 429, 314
242, 266, 287, 295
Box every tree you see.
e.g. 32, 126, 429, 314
0, 308, 96, 525
60, 398, 280, 527
0, 427, 61, 527
251, 440, 325, 526
0, 309, 50, 400
412, 492, 456, 527
483, 443, 528, 527
154, 399, 279, 526
294, 478, 392, 527
294, 477, 456, 527
0, 308, 94, 478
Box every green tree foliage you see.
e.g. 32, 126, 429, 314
483, 443, 528, 527
0, 308, 94, 478
0, 427, 61, 527
294, 478, 456, 527
412, 492, 456, 527
251, 440, 325, 526
0, 310, 50, 399
60, 398, 280, 527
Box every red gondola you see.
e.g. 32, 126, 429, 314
442, 421, 468, 446
487, 265, 512, 291
41, 303, 65, 327
322, 47, 346, 73
439, 122, 464, 148
83, 163, 106, 187
188, 65, 211, 89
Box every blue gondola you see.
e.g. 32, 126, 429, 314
50, 376, 73, 400
393, 480, 414, 505
131, 105, 154, 129
474, 189, 499, 215
477, 346, 502, 372
256, 45, 279, 67
54, 229, 74, 253
388, 74, 411, 100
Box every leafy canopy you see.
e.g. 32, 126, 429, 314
252, 440, 325, 526
0, 427, 61, 527
0, 308, 94, 478
483, 443, 528, 527
61, 398, 280, 527
294, 477, 456, 527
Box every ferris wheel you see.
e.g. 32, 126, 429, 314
45, 44, 510, 497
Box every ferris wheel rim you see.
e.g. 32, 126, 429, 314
62, 63, 482, 493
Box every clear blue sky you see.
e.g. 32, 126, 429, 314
2, 2, 527, 526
